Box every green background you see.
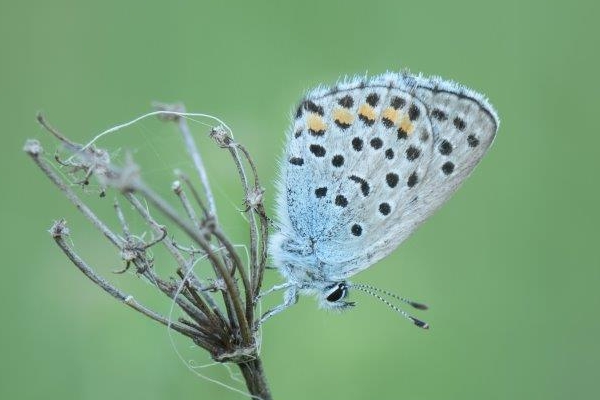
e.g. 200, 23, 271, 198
2, 0, 599, 399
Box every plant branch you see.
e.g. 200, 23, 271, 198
123, 192, 230, 332
24, 140, 121, 247
49, 220, 199, 339
209, 127, 269, 312
154, 103, 218, 219
131, 181, 253, 346
28, 109, 273, 399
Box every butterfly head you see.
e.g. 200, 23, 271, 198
319, 281, 355, 310
318, 282, 430, 327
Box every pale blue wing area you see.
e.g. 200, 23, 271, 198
270, 72, 498, 284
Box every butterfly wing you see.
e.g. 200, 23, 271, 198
395, 78, 499, 248
271, 73, 498, 283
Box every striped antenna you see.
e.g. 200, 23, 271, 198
351, 284, 429, 329
353, 283, 428, 310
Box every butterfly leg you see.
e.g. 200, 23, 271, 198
255, 282, 294, 302
256, 286, 298, 328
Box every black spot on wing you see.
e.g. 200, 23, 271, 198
338, 95, 354, 108
407, 171, 418, 187
309, 127, 325, 137
467, 135, 480, 147
331, 155, 344, 167
382, 117, 394, 128
442, 161, 455, 175
315, 187, 327, 198
335, 195, 348, 207
408, 104, 420, 121
349, 175, 370, 196
359, 114, 375, 126
379, 203, 391, 216
438, 140, 452, 155
304, 100, 324, 116
309, 144, 326, 157
453, 117, 466, 131
431, 109, 448, 121
335, 120, 351, 130
370, 137, 383, 149
406, 146, 421, 161
397, 127, 408, 140
390, 96, 406, 109
366, 93, 380, 106
351, 224, 362, 236
386, 173, 399, 188
289, 157, 304, 166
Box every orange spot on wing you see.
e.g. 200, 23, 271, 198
382, 107, 399, 124
358, 104, 377, 121
399, 115, 414, 134
333, 108, 354, 125
307, 113, 327, 133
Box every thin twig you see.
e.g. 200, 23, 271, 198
134, 182, 251, 341
49, 220, 198, 339
155, 104, 218, 219
124, 193, 229, 332
211, 129, 260, 275
208, 128, 269, 296
212, 227, 254, 325
177, 172, 209, 218
131, 181, 253, 346
36, 113, 79, 148
27, 140, 220, 351
171, 175, 254, 325
173, 180, 201, 229
233, 144, 270, 293
234, 143, 261, 191
172, 177, 235, 279
24, 140, 121, 247
178, 116, 217, 217
209, 127, 267, 304
114, 199, 131, 237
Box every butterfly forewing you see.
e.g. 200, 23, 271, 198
275, 73, 498, 282
399, 85, 498, 238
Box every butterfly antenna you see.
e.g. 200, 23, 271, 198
351, 284, 429, 329
354, 283, 428, 310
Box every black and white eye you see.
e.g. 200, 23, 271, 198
326, 282, 347, 302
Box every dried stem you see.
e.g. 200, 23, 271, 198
26, 107, 273, 399
154, 103, 218, 219
132, 181, 253, 345
230, 141, 269, 293
173, 180, 201, 228
49, 219, 199, 339
178, 172, 210, 218
209, 127, 270, 302
24, 140, 121, 247
37, 113, 79, 148
123, 193, 228, 328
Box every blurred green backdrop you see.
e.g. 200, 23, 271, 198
2, 0, 599, 399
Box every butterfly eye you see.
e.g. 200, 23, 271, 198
326, 283, 347, 302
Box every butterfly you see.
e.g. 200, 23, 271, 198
262, 72, 498, 328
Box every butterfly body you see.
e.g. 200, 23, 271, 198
265, 72, 498, 320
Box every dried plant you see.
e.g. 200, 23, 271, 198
24, 104, 272, 399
